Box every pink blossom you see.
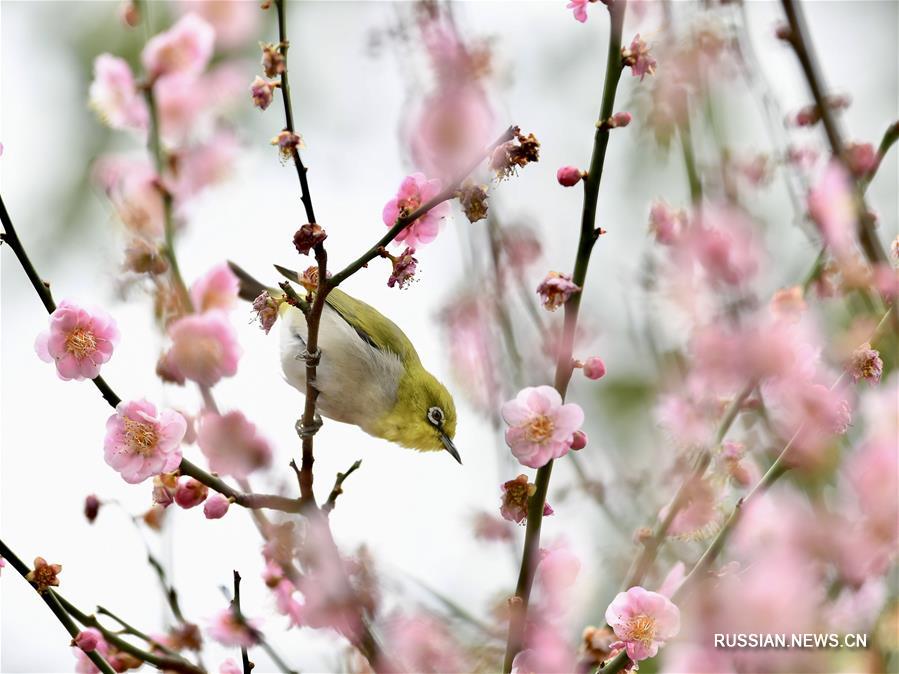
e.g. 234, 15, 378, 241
582, 356, 606, 380
174, 476, 208, 508
472, 512, 513, 542
537, 544, 581, 614
104, 400, 186, 484
605, 586, 680, 662
73, 630, 100, 653
502, 225, 542, 269
203, 493, 230, 519
197, 411, 272, 479
658, 478, 720, 540
502, 386, 585, 468
500, 474, 554, 524
142, 13, 215, 80
570, 430, 588, 450
250, 76, 277, 110
386, 247, 419, 289
92, 156, 164, 238
408, 87, 495, 181
168, 130, 240, 200
682, 204, 760, 285
808, 162, 857, 258
537, 272, 581, 311
88, 54, 148, 131
35, 301, 120, 381
207, 608, 259, 648
513, 623, 577, 674
649, 201, 684, 244
273, 579, 304, 627
154, 72, 208, 146
218, 659, 242, 674
607, 111, 633, 128
164, 311, 241, 387
381, 614, 469, 674
845, 142, 877, 178
190, 263, 239, 313
72, 628, 110, 673
382, 173, 450, 249
566, 0, 590, 23
622, 34, 657, 81
557, 165, 583, 187
847, 438, 898, 545
176, 0, 260, 49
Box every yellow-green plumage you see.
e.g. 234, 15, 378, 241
231, 262, 459, 460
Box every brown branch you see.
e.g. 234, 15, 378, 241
322, 460, 363, 514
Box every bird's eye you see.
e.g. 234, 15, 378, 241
427, 406, 444, 426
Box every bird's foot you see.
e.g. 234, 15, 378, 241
295, 414, 323, 438
297, 347, 321, 366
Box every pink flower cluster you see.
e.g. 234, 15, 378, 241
382, 173, 450, 249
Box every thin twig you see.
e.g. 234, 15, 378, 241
322, 460, 363, 514
233, 571, 252, 674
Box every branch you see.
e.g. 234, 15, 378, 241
321, 460, 362, 514
328, 125, 517, 288
861, 120, 899, 193
0, 540, 117, 674
502, 2, 628, 671
232, 571, 252, 674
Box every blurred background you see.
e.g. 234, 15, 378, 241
1, 1, 896, 673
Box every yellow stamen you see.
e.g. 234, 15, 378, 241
65, 328, 97, 359
525, 414, 554, 443
123, 417, 159, 455
624, 614, 656, 646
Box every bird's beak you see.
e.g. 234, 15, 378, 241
440, 432, 462, 464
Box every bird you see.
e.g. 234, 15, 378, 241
228, 262, 461, 463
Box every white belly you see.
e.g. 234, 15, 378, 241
279, 304, 403, 433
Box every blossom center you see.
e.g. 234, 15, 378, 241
123, 417, 159, 455
65, 327, 97, 359
398, 194, 422, 217
525, 414, 554, 443
624, 614, 656, 646
182, 336, 223, 372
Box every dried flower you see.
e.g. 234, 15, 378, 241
458, 181, 489, 223
203, 493, 231, 519
622, 34, 656, 81
124, 238, 168, 275
271, 130, 305, 162
502, 386, 585, 468
250, 75, 279, 110
84, 494, 101, 524
35, 301, 120, 381
849, 343, 883, 384
174, 477, 208, 509
605, 586, 680, 662
260, 42, 285, 78
382, 173, 450, 248
581, 625, 618, 666
537, 272, 581, 311
556, 166, 584, 187
104, 400, 186, 484
386, 247, 419, 289
252, 292, 280, 334
500, 474, 554, 524
26, 557, 62, 593
293, 223, 328, 255
490, 129, 540, 180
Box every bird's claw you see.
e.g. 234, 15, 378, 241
295, 415, 323, 438
297, 347, 321, 366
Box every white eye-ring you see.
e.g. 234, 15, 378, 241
427, 406, 444, 426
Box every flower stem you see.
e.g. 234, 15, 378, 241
501, 3, 627, 670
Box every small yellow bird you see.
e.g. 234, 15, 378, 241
229, 262, 460, 463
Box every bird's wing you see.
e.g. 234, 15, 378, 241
324, 288, 421, 366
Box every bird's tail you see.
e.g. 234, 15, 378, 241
227, 261, 271, 302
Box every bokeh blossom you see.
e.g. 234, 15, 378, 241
190, 263, 240, 313
104, 400, 186, 484
35, 301, 120, 381
197, 410, 273, 479
141, 13, 215, 80
88, 54, 148, 131
382, 173, 450, 249
163, 311, 241, 387
808, 162, 857, 258
622, 34, 657, 80
502, 386, 584, 468
605, 586, 680, 662
207, 608, 260, 648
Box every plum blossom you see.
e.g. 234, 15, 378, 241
73, 630, 100, 653
35, 301, 120, 381
567, 0, 591, 23
92, 156, 164, 238
502, 386, 585, 468
500, 474, 554, 524
176, 0, 260, 49
570, 429, 588, 450
537, 272, 581, 311
386, 247, 419, 289
163, 311, 241, 387
141, 13, 215, 80
88, 54, 148, 131
203, 493, 230, 519
26, 557, 62, 593
682, 204, 760, 286
808, 162, 857, 258
218, 659, 242, 674
197, 411, 273, 479
207, 608, 260, 648
250, 75, 278, 110
174, 476, 208, 508
557, 165, 583, 186
381, 614, 469, 674
382, 173, 450, 249
582, 356, 606, 380
844, 142, 877, 178
622, 34, 657, 80
104, 400, 186, 484
605, 586, 680, 662
649, 201, 684, 245
190, 263, 239, 313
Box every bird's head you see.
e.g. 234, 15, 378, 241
373, 366, 460, 462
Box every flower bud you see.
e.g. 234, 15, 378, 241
250, 76, 278, 111
293, 223, 328, 255
174, 477, 208, 509
582, 356, 606, 380
84, 494, 101, 524
73, 629, 101, 653
608, 111, 632, 128
556, 166, 583, 187
844, 142, 877, 178
570, 430, 589, 451
203, 493, 231, 519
